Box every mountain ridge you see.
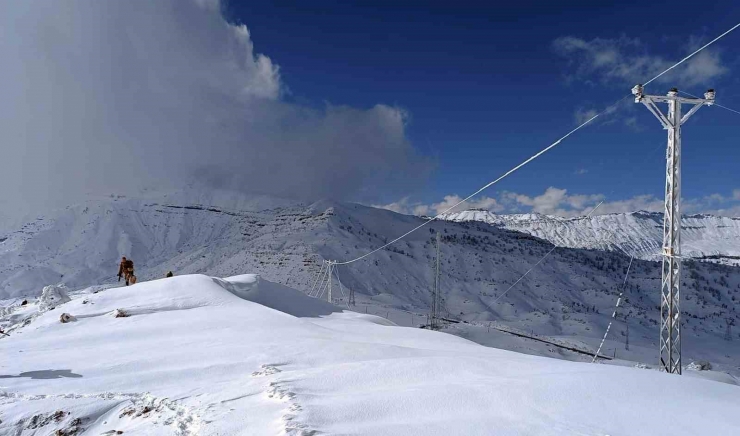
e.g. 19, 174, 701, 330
438, 208, 740, 264
2, 189, 739, 375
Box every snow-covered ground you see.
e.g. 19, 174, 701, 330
2, 189, 739, 378
2, 274, 739, 435
439, 209, 740, 264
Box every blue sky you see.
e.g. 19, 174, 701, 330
225, 0, 740, 216
0, 1, 737, 218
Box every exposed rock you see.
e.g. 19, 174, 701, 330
59, 313, 76, 323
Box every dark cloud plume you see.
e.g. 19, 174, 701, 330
0, 0, 428, 216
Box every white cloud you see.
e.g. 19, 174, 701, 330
704, 193, 727, 203
375, 195, 503, 217
574, 108, 599, 125
0, 0, 428, 217
505, 187, 605, 216
702, 205, 740, 217
574, 168, 589, 175
374, 197, 416, 215
429, 195, 503, 216
591, 195, 664, 215
379, 187, 740, 218
623, 116, 641, 131
683, 192, 740, 217
553, 35, 728, 87
503, 187, 664, 217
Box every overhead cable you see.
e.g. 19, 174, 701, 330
592, 254, 635, 363
334, 21, 740, 266
680, 90, 740, 116
644, 22, 740, 86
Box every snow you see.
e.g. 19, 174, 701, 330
38, 284, 71, 312
440, 209, 740, 264
1, 190, 739, 380
1, 273, 739, 435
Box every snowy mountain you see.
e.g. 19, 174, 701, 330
439, 209, 740, 264
1, 189, 739, 377
1, 274, 738, 435
0, 189, 313, 299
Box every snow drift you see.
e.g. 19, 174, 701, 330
1, 274, 739, 435
38, 284, 71, 312
1, 189, 739, 378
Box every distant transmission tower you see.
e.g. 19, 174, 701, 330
625, 319, 630, 351
725, 318, 733, 342
632, 85, 716, 374
430, 232, 441, 330
327, 260, 335, 304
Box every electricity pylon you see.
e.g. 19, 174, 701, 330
430, 232, 441, 329
726, 318, 733, 342
632, 84, 715, 374
625, 320, 630, 351
327, 260, 335, 304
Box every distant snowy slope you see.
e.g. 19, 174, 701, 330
2, 190, 740, 377
0, 189, 319, 298
1, 274, 738, 435
440, 209, 740, 263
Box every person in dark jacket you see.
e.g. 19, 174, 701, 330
117, 257, 127, 282
117, 256, 135, 285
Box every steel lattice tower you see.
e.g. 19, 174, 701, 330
625, 320, 629, 351
430, 232, 441, 330
632, 85, 715, 374
726, 319, 733, 342
327, 260, 334, 304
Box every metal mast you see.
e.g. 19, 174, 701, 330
726, 318, 733, 342
431, 232, 441, 329
327, 261, 333, 304
625, 319, 629, 351
632, 84, 715, 374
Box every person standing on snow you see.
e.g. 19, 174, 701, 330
118, 257, 127, 282
118, 256, 136, 286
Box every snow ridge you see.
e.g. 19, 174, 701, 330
1, 190, 739, 378
439, 209, 740, 264
3, 274, 739, 435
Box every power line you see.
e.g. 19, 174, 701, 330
332, 265, 350, 309
336, 97, 624, 265
679, 90, 740, 116
478, 140, 665, 314
644, 22, 740, 86
716, 104, 740, 116
592, 254, 635, 363
485, 199, 605, 308
311, 261, 330, 298
308, 261, 327, 297
335, 21, 740, 267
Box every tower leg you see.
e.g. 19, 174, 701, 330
660, 94, 682, 374
328, 262, 333, 304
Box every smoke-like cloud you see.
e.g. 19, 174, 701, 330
0, 1, 429, 217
